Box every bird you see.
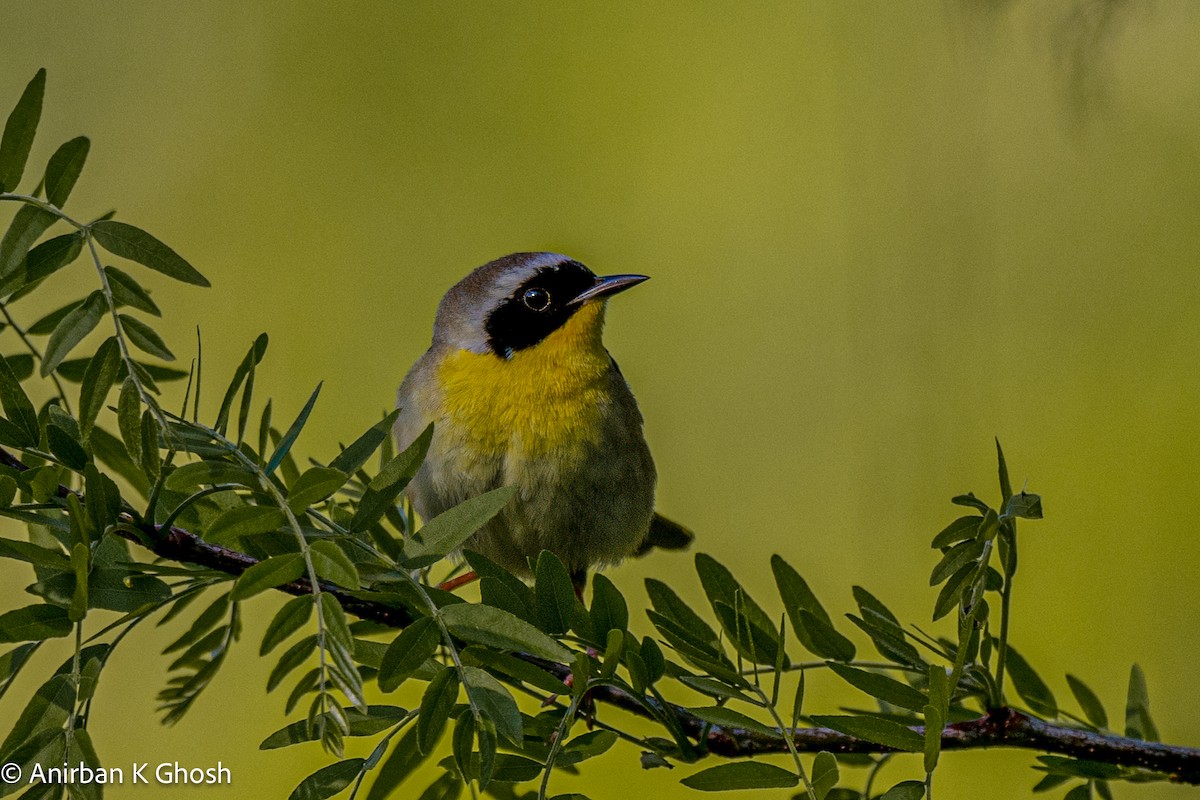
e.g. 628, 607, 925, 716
394, 252, 691, 593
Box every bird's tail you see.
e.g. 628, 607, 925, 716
634, 513, 695, 557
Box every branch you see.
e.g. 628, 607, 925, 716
119, 517, 1200, 785
4, 446, 1199, 784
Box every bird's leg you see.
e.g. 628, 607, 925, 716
437, 570, 480, 592
570, 569, 588, 602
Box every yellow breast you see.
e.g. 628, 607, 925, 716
436, 302, 611, 457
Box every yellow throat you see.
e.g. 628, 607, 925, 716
436, 302, 612, 456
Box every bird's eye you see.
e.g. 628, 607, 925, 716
522, 287, 551, 311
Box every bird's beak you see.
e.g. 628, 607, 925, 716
568, 274, 649, 306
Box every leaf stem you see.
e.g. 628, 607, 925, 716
754, 685, 817, 800
401, 569, 482, 722
994, 529, 1016, 707
538, 692, 581, 800
81, 228, 168, 429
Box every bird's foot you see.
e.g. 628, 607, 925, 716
437, 570, 480, 592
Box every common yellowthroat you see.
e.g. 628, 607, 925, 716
394, 252, 691, 590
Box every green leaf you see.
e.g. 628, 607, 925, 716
1065, 674, 1107, 729
0, 604, 72, 643
534, 549, 577, 635
641, 636, 665, 684
42, 290, 105, 376
86, 569, 170, 612
686, 706, 780, 738
118, 314, 174, 360
365, 727, 429, 800
55, 357, 185, 384
0, 642, 37, 695
1036, 756, 1126, 780
288, 759, 365, 800
1124, 663, 1158, 741
163, 592, 228, 655
378, 616, 440, 693
438, 602, 571, 662
995, 437, 1012, 502
827, 663, 927, 712
417, 667, 459, 754
267, 382, 321, 475
28, 299, 82, 335
460, 645, 567, 694
0, 205, 57, 282
451, 709, 476, 782
0, 353, 39, 445
261, 595, 314, 656
0, 232, 82, 295
47, 423, 88, 470
791, 670, 805, 728
484, 754, 543, 782
929, 540, 985, 586
924, 665, 949, 772
90, 219, 209, 287
0, 669, 72, 762
1006, 646, 1057, 718
0, 354, 33, 381
460, 665, 523, 745
261, 706, 406, 749
77, 336, 120, 441
43, 136, 90, 207
923, 702, 944, 773
466, 549, 534, 621
558, 730, 617, 767
68, 543, 89, 622
321, 593, 354, 652
287, 466, 347, 512
796, 609, 856, 662
1003, 491, 1043, 520
645, 577, 720, 652
231, 554, 306, 601
589, 573, 628, 636
696, 553, 774, 632
680, 762, 799, 791
771, 553, 832, 625
164, 460, 259, 491
266, 635, 316, 693
89, 424, 150, 497
85, 454, 125, 534
880, 780, 926, 800
215, 334, 268, 434
712, 599, 786, 667
406, 485, 517, 561
811, 751, 839, 800
808, 715, 924, 752
849, 588, 924, 668
931, 562, 975, 621
351, 423, 432, 532
0, 69, 45, 193
951, 492, 991, 512
696, 552, 781, 663
205, 505, 286, 545
329, 408, 401, 475
104, 265, 160, 315
0, 537, 68, 568
309, 540, 359, 588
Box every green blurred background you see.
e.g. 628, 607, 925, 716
3, 2, 1200, 798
